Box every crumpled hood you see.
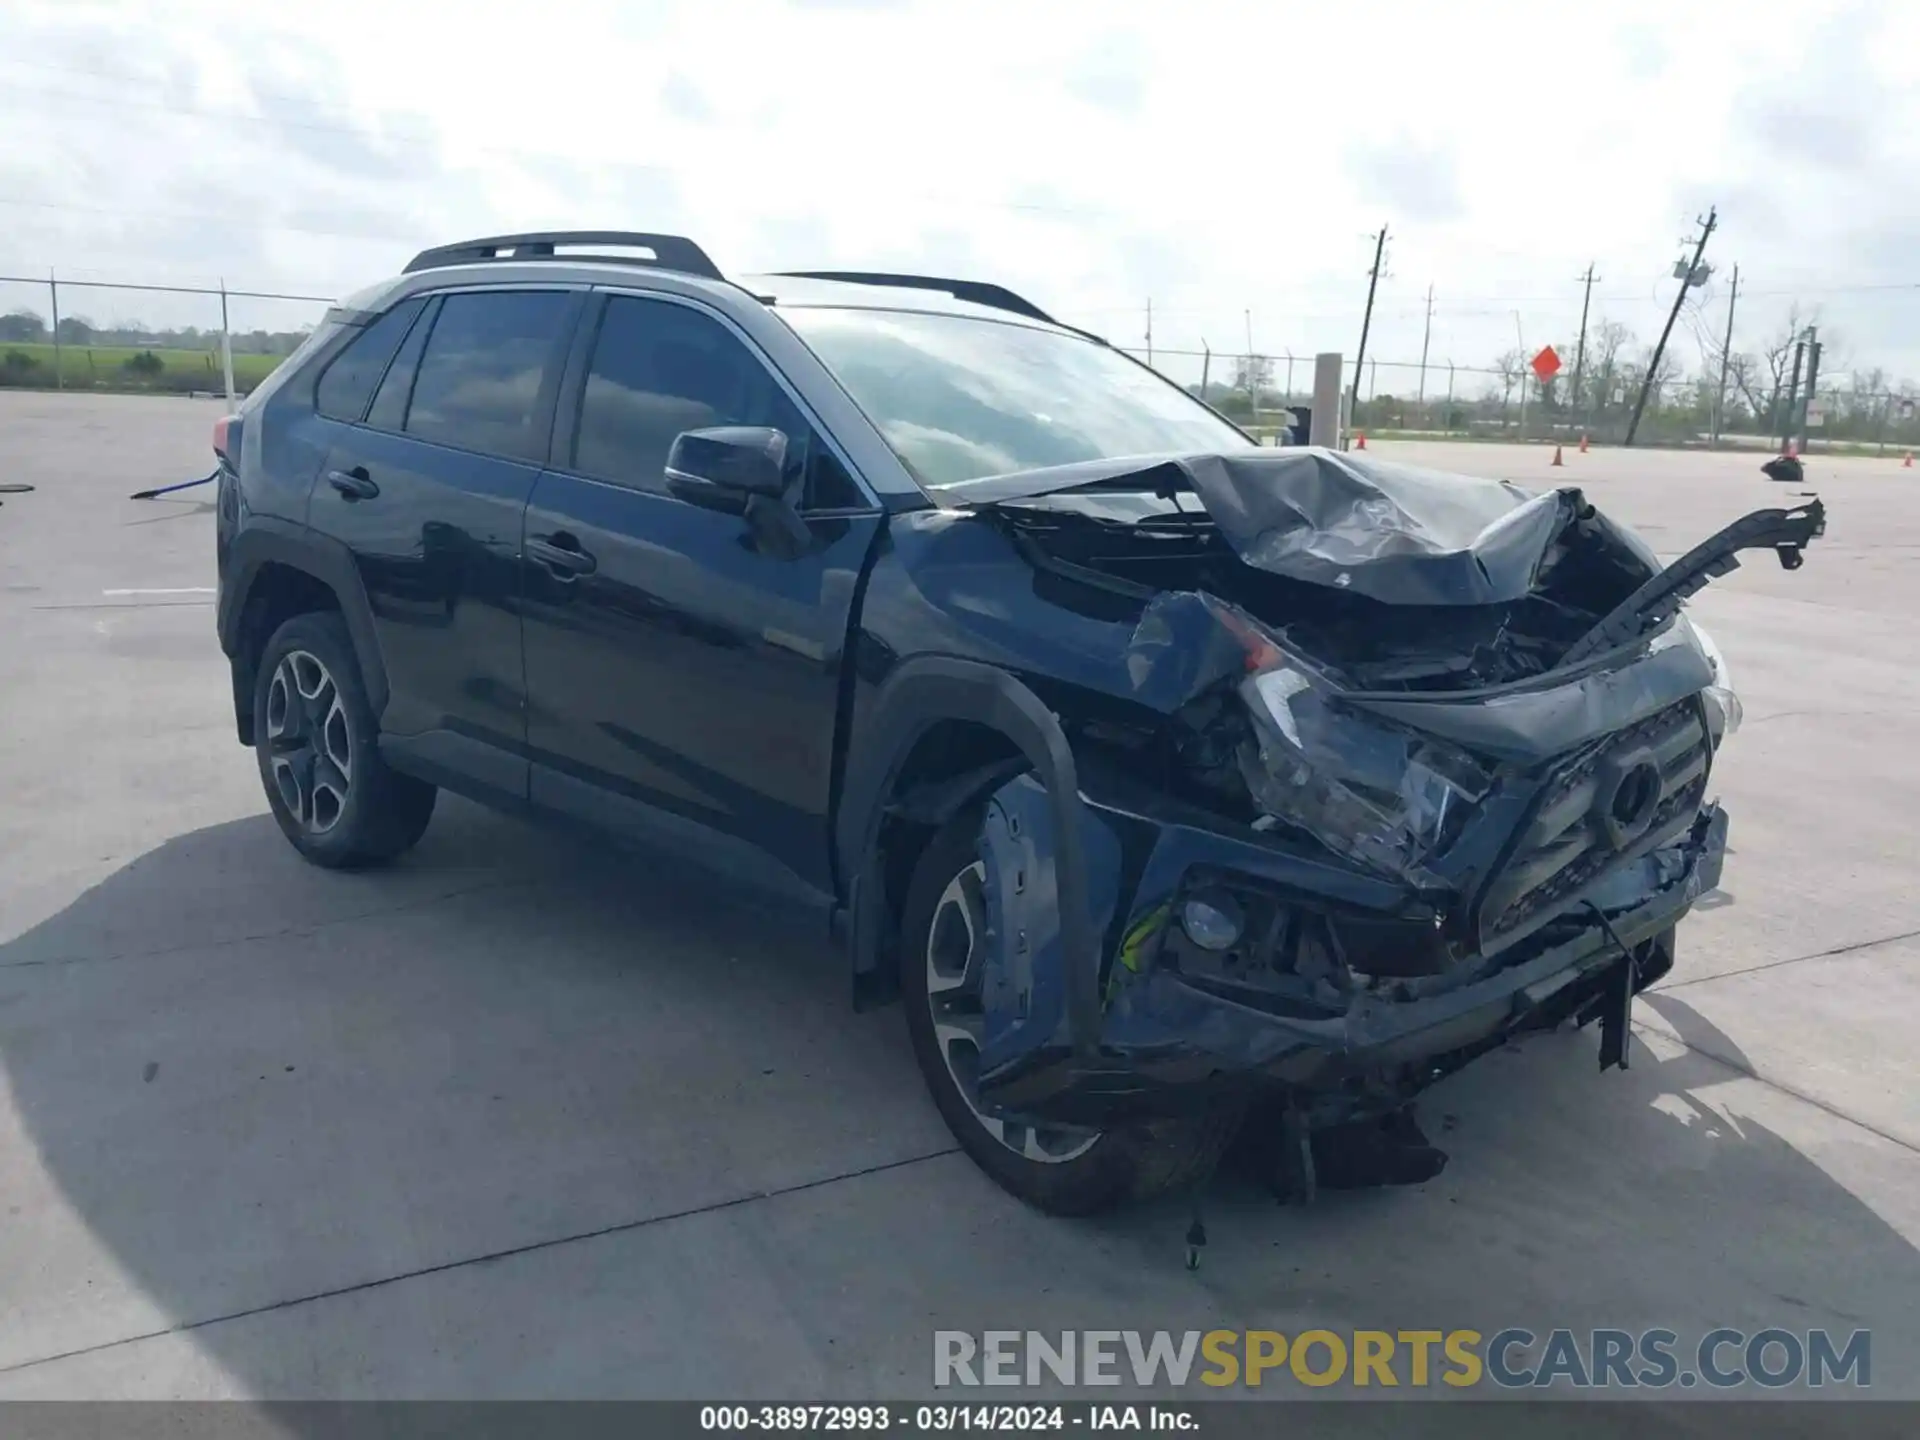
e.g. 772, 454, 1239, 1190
960, 447, 1625, 607
1173, 450, 1580, 606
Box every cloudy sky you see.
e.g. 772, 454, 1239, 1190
3, 0, 1917, 392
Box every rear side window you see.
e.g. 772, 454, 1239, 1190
403, 291, 574, 462
365, 296, 436, 432
574, 295, 862, 508
314, 298, 425, 422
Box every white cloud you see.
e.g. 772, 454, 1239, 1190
2, 0, 1917, 386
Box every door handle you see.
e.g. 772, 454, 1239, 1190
528, 534, 597, 576
327, 467, 379, 500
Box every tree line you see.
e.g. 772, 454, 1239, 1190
0, 308, 311, 357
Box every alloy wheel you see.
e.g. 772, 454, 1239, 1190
925, 859, 1100, 1164
264, 649, 353, 835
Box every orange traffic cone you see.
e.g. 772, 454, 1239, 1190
1905, 452, 1914, 468
1551, 444, 1564, 467
1578, 433, 1590, 453
1354, 431, 1367, 450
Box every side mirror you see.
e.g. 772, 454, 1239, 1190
665, 426, 789, 511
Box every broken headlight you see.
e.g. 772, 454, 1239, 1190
1237, 652, 1491, 877
1685, 617, 1742, 746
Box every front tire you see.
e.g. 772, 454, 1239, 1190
900, 805, 1239, 1216
253, 611, 436, 869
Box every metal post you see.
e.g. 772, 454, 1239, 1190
219, 279, 237, 404
1144, 298, 1153, 369
50, 271, 62, 391
1284, 351, 1294, 400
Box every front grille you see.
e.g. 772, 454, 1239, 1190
1477, 701, 1711, 943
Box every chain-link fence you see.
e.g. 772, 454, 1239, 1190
0, 273, 331, 400
5, 271, 1916, 455
1116, 344, 1920, 454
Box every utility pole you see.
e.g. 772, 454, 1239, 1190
1571, 263, 1599, 421
1798, 326, 1822, 452
1780, 337, 1806, 449
1145, 298, 1153, 368
1347, 225, 1388, 446
50, 270, 62, 392
1625, 206, 1716, 447
1514, 311, 1528, 442
1244, 309, 1256, 422
1416, 283, 1434, 404
1712, 264, 1739, 447
219, 279, 237, 405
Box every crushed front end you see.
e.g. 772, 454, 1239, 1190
956, 450, 1820, 1143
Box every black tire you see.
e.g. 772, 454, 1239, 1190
252, 610, 436, 869
901, 806, 1241, 1216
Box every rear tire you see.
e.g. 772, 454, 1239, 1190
900, 805, 1239, 1216
253, 611, 436, 869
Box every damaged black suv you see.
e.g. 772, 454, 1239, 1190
214, 231, 1824, 1219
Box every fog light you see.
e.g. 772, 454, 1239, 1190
1179, 892, 1245, 952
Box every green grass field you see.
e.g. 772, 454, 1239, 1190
0, 342, 285, 395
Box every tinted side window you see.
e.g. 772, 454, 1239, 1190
365, 296, 437, 432
314, 298, 424, 422
574, 296, 861, 507
404, 291, 574, 462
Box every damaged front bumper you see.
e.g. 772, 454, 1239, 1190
970, 763, 1728, 1130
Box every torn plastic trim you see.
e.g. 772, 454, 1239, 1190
1560, 496, 1825, 665
975, 803, 1725, 1126
1342, 617, 1716, 765
1124, 590, 1714, 888
835, 657, 1102, 1055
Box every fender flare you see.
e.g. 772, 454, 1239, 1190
835, 657, 1100, 1058
220, 518, 390, 722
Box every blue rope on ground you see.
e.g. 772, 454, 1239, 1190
131, 471, 216, 500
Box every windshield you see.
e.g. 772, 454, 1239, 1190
781, 306, 1253, 488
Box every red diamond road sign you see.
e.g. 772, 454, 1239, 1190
1531, 345, 1562, 384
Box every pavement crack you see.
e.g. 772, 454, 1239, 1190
1659, 925, 1920, 992
0, 1146, 962, 1378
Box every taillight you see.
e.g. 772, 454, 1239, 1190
212, 414, 240, 465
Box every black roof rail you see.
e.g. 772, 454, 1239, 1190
403, 231, 722, 280
772, 271, 1057, 325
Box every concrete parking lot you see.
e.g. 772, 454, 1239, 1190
2, 389, 1917, 1403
